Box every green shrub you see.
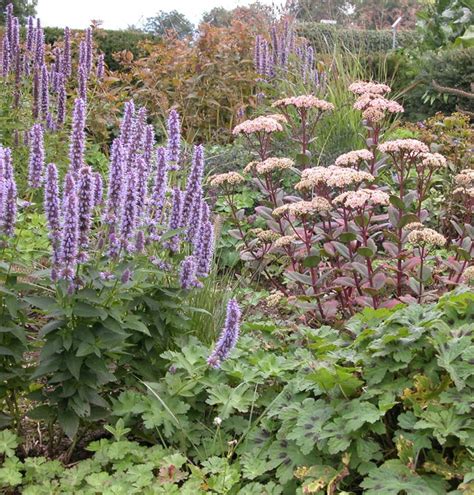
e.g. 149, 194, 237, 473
297, 22, 420, 54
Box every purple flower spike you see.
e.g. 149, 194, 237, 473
148, 146, 168, 237
143, 124, 155, 171
28, 123, 45, 188
59, 173, 79, 280
134, 157, 148, 221
32, 65, 41, 120
96, 53, 105, 79
120, 170, 138, 251
107, 232, 120, 258
135, 229, 145, 253
68, 98, 86, 172
44, 163, 61, 267
2, 175, 17, 237
2, 36, 10, 76
78, 65, 87, 101
179, 255, 202, 289
121, 268, 132, 284
93, 172, 103, 206
207, 299, 241, 368
56, 73, 66, 127
35, 27, 45, 67
180, 144, 205, 231
166, 108, 181, 168
119, 100, 135, 146
196, 219, 214, 277
77, 166, 94, 257
63, 27, 72, 78
105, 138, 124, 223
167, 187, 183, 253
85, 28, 93, 75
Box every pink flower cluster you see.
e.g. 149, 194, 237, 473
334, 189, 390, 209
378, 139, 429, 156
295, 165, 374, 190
335, 149, 374, 167
232, 116, 284, 135
272, 95, 334, 111
348, 81, 391, 95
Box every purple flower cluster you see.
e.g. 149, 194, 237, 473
179, 255, 202, 289
254, 22, 326, 91
166, 109, 181, 169
207, 299, 241, 368
68, 98, 86, 172
59, 173, 79, 280
0, 146, 17, 237
28, 123, 45, 188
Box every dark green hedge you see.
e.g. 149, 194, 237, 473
297, 23, 420, 54
44, 28, 159, 71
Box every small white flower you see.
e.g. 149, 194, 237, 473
213, 417, 222, 426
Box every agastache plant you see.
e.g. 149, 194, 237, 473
166, 108, 181, 169
207, 298, 241, 368
68, 98, 86, 172
28, 123, 45, 188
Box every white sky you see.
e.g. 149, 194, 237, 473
37, 0, 278, 29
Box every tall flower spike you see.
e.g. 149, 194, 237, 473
119, 170, 138, 251
134, 156, 148, 222
196, 219, 214, 277
35, 27, 45, 67
59, 173, 79, 281
78, 65, 87, 101
119, 100, 135, 146
85, 28, 93, 75
207, 299, 241, 368
105, 138, 124, 222
166, 108, 181, 168
93, 172, 103, 206
96, 53, 105, 79
148, 146, 168, 236
68, 98, 86, 172
28, 123, 45, 188
143, 124, 155, 171
40, 64, 49, 119
77, 166, 94, 259
1, 36, 10, 76
2, 175, 17, 237
56, 73, 66, 127
167, 187, 183, 253
180, 144, 205, 232
179, 255, 202, 289
32, 65, 41, 119
44, 163, 61, 271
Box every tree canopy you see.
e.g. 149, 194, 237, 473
0, 0, 37, 24
142, 10, 194, 38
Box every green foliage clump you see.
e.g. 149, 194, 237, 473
0, 290, 472, 493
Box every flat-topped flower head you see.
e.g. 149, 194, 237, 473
335, 149, 373, 167
233, 116, 283, 135
378, 139, 429, 156
272, 95, 334, 111
420, 152, 447, 169
209, 172, 245, 188
407, 228, 446, 247
255, 229, 280, 243
362, 107, 386, 123
295, 165, 374, 190
334, 189, 389, 209
243, 161, 258, 174
287, 197, 331, 217
354, 94, 404, 113
454, 169, 474, 187
348, 81, 391, 95
255, 157, 294, 175
405, 222, 424, 232
266, 113, 288, 123
266, 291, 284, 307
274, 234, 299, 248
463, 266, 474, 283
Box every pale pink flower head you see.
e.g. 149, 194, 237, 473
233, 116, 283, 135
209, 172, 245, 188
420, 152, 447, 169
378, 139, 429, 157
348, 81, 391, 95
335, 149, 374, 167
334, 188, 389, 209
354, 94, 404, 114
407, 228, 446, 247
295, 165, 374, 190
272, 95, 334, 111
255, 157, 294, 175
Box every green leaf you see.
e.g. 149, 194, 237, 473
58, 409, 80, 439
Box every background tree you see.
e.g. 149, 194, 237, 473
142, 10, 194, 38
201, 7, 233, 27
0, 0, 37, 24
286, 0, 355, 24
353, 0, 422, 29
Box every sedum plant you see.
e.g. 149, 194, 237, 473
214, 82, 474, 323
